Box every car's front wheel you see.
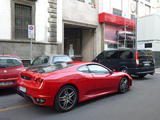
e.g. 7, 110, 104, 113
54, 85, 78, 112
119, 77, 129, 93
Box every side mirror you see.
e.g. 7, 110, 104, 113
110, 69, 116, 74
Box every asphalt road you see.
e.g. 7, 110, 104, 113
0, 72, 160, 120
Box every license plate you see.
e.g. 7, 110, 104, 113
0, 81, 14, 86
19, 86, 27, 93
144, 63, 150, 66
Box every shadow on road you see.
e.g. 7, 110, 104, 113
132, 75, 153, 81
0, 88, 16, 96
24, 92, 120, 115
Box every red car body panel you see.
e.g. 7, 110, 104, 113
17, 61, 132, 106
0, 55, 25, 88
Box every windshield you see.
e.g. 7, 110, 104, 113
0, 57, 22, 68
138, 50, 152, 56
32, 56, 49, 65
32, 63, 74, 74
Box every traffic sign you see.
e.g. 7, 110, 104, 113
28, 25, 35, 39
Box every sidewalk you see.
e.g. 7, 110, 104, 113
156, 67, 160, 73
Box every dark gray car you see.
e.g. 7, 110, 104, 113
27, 55, 72, 70
93, 49, 155, 78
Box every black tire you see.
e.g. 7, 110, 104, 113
138, 74, 146, 78
54, 85, 78, 112
119, 77, 129, 93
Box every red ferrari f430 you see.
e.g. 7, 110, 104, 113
17, 61, 132, 112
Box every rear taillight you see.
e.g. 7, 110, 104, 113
34, 77, 44, 83
136, 51, 139, 67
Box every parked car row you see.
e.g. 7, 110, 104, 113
0, 49, 155, 112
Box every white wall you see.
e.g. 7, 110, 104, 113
63, 0, 98, 26
137, 41, 160, 51
0, 0, 11, 39
137, 14, 160, 41
35, 0, 49, 42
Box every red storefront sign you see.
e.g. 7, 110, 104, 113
99, 12, 136, 28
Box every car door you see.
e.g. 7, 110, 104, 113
78, 65, 95, 95
118, 50, 134, 71
87, 64, 116, 93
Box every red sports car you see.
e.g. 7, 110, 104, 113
0, 55, 25, 88
17, 61, 132, 112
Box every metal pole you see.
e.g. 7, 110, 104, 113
135, 0, 138, 50
124, 21, 126, 48
30, 38, 32, 64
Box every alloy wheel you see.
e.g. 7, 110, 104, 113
119, 77, 129, 93
55, 85, 78, 112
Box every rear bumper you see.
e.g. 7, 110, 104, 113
128, 67, 155, 75
17, 86, 54, 106
0, 78, 17, 88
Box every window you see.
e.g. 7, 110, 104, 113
113, 9, 122, 17
145, 0, 150, 2
119, 50, 133, 59
88, 65, 109, 74
12, 1, 35, 40
52, 56, 72, 64
145, 5, 151, 15
15, 4, 32, 39
131, 15, 136, 20
104, 51, 119, 59
78, 66, 89, 73
32, 56, 49, 65
87, 0, 95, 4
145, 43, 152, 48
0, 57, 22, 68
32, 63, 74, 74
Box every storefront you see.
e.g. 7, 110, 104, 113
99, 12, 136, 50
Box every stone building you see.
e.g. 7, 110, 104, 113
0, 0, 101, 64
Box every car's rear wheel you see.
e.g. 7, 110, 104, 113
54, 85, 78, 112
119, 77, 129, 93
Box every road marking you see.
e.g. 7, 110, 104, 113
0, 104, 32, 112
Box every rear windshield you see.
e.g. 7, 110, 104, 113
32, 63, 74, 74
52, 56, 72, 64
0, 57, 22, 68
138, 50, 152, 56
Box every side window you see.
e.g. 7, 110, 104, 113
104, 51, 119, 59
78, 66, 89, 73
88, 64, 110, 74
119, 51, 133, 59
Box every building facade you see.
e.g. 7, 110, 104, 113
0, 0, 102, 63
60, 0, 101, 61
98, 0, 157, 50
0, 0, 58, 65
